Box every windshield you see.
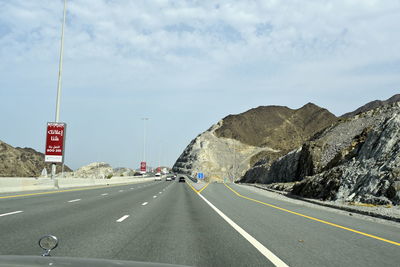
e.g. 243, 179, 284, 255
0, 1, 399, 266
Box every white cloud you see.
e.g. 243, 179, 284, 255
0, 0, 399, 168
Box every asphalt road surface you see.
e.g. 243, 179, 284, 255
0, 178, 399, 266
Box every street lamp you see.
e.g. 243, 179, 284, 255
51, 0, 67, 179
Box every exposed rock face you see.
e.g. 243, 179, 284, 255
341, 94, 400, 118
173, 103, 337, 181
245, 102, 400, 205
0, 140, 72, 177
173, 123, 276, 181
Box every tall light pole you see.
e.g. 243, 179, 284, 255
141, 118, 149, 170
51, 0, 67, 179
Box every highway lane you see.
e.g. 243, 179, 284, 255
0, 179, 158, 213
201, 183, 400, 266
0, 178, 399, 266
0, 180, 170, 255
0, 180, 269, 266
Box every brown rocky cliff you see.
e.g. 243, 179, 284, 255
0, 140, 72, 177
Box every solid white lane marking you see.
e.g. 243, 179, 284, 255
153, 195, 157, 198
68, 199, 81, 203
198, 193, 289, 267
142, 202, 148, 206
116, 215, 129, 222
101, 193, 109, 196
0, 211, 23, 217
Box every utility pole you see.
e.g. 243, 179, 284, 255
51, 0, 67, 180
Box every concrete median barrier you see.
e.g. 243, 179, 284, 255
0, 176, 154, 194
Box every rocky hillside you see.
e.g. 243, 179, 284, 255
59, 163, 140, 178
0, 140, 72, 177
242, 102, 400, 205
113, 167, 138, 177
341, 94, 400, 118
173, 103, 337, 181
60, 162, 113, 178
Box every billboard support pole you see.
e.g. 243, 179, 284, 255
51, 0, 67, 179
141, 118, 149, 172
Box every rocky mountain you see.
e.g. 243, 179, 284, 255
0, 140, 72, 177
172, 103, 337, 181
341, 94, 400, 118
241, 101, 400, 205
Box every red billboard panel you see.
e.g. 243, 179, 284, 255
45, 122, 66, 163
140, 161, 147, 172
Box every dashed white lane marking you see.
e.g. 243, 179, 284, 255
116, 215, 129, 222
142, 202, 148, 206
0, 211, 23, 217
153, 195, 157, 198
101, 193, 109, 196
119, 190, 124, 192
130, 188, 134, 189
197, 193, 289, 267
159, 192, 162, 194
68, 199, 81, 203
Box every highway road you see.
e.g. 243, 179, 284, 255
0, 177, 399, 266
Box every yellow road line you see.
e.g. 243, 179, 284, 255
224, 183, 400, 247
197, 182, 210, 193
186, 182, 210, 194
186, 181, 198, 193
0, 182, 141, 199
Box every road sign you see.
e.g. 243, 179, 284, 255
197, 173, 204, 179
45, 122, 66, 163
140, 161, 147, 172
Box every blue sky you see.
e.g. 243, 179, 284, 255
0, 0, 399, 170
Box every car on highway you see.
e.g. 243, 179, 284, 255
154, 176, 162, 181
166, 177, 172, 181
178, 177, 185, 183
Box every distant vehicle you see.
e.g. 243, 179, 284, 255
179, 177, 185, 183
155, 173, 161, 177
171, 176, 176, 180
155, 177, 162, 181
166, 177, 172, 181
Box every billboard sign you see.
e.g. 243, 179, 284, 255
45, 122, 66, 163
140, 161, 147, 172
